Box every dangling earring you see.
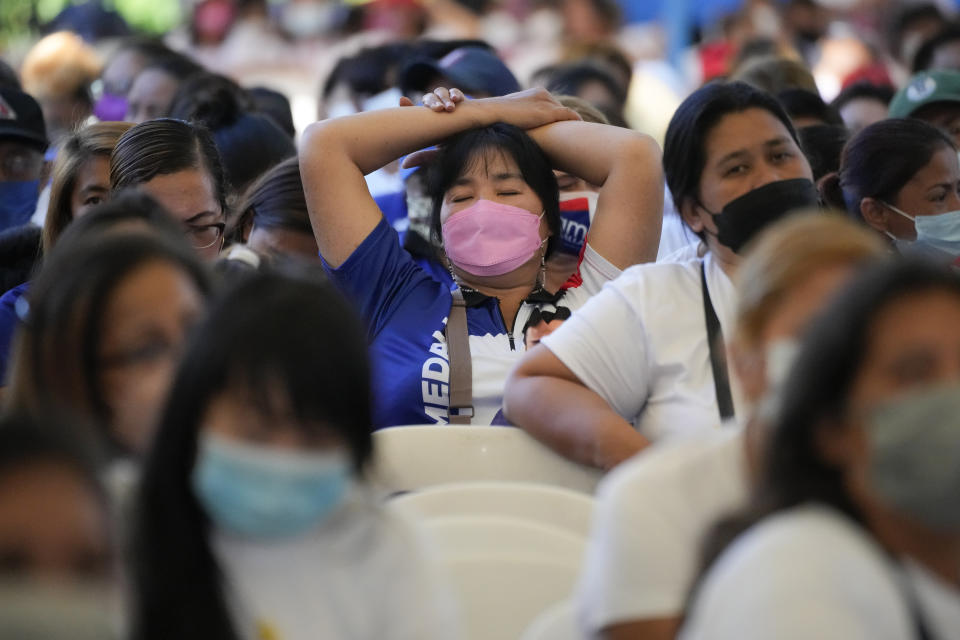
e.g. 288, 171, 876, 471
446, 258, 460, 287
535, 248, 547, 291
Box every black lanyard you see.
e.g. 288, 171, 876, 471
701, 262, 735, 421
898, 564, 935, 640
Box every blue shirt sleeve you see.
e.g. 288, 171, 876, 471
0, 282, 29, 385
324, 218, 447, 340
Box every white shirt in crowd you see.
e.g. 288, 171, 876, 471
541, 250, 743, 442
577, 428, 748, 635
680, 504, 960, 640
213, 491, 461, 640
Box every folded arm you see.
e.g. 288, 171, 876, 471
300, 89, 579, 267
527, 121, 664, 269
503, 345, 649, 470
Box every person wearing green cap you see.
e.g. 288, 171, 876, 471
889, 69, 960, 147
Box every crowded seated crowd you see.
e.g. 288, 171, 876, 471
1, 0, 960, 638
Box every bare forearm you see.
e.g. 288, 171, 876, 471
526, 121, 658, 187
302, 102, 492, 176
504, 374, 649, 470
528, 121, 664, 267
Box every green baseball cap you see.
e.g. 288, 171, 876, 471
889, 70, 960, 118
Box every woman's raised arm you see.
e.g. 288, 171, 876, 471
527, 121, 664, 269
299, 89, 579, 267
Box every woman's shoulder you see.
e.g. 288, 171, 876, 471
682, 504, 912, 639
590, 253, 705, 314
618, 253, 705, 286
714, 504, 890, 578
695, 503, 904, 615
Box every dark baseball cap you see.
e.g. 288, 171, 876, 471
400, 46, 520, 98
0, 87, 48, 150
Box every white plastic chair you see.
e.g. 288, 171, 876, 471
420, 514, 586, 562
392, 481, 595, 538
371, 425, 601, 494
519, 599, 580, 640
444, 555, 580, 640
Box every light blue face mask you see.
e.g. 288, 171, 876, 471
867, 383, 960, 532
193, 432, 352, 539
0, 179, 40, 232
883, 201, 960, 258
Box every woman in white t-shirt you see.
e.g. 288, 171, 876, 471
681, 259, 960, 640
504, 81, 819, 468
130, 272, 460, 640
576, 214, 888, 640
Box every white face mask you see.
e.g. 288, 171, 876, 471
753, 338, 800, 424
765, 338, 800, 390
883, 201, 960, 257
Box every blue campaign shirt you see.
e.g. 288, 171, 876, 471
0, 282, 29, 385
324, 218, 618, 428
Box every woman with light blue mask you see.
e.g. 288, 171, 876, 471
820, 118, 960, 266
681, 260, 960, 639
130, 270, 460, 640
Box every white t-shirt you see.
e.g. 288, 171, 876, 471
680, 504, 960, 640
577, 428, 749, 634
213, 491, 461, 640
541, 251, 742, 441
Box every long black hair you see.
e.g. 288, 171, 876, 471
819, 118, 955, 220
131, 270, 373, 640
5, 198, 209, 456
663, 81, 798, 214
426, 122, 561, 259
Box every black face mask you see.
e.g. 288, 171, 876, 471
704, 178, 819, 254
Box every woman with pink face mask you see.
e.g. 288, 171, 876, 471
300, 87, 663, 428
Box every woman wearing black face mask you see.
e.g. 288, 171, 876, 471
504, 81, 818, 470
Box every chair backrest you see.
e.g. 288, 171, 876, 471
420, 514, 586, 563
519, 599, 579, 640
392, 481, 595, 538
444, 555, 579, 640
370, 426, 601, 494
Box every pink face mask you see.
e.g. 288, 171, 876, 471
441, 199, 545, 277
